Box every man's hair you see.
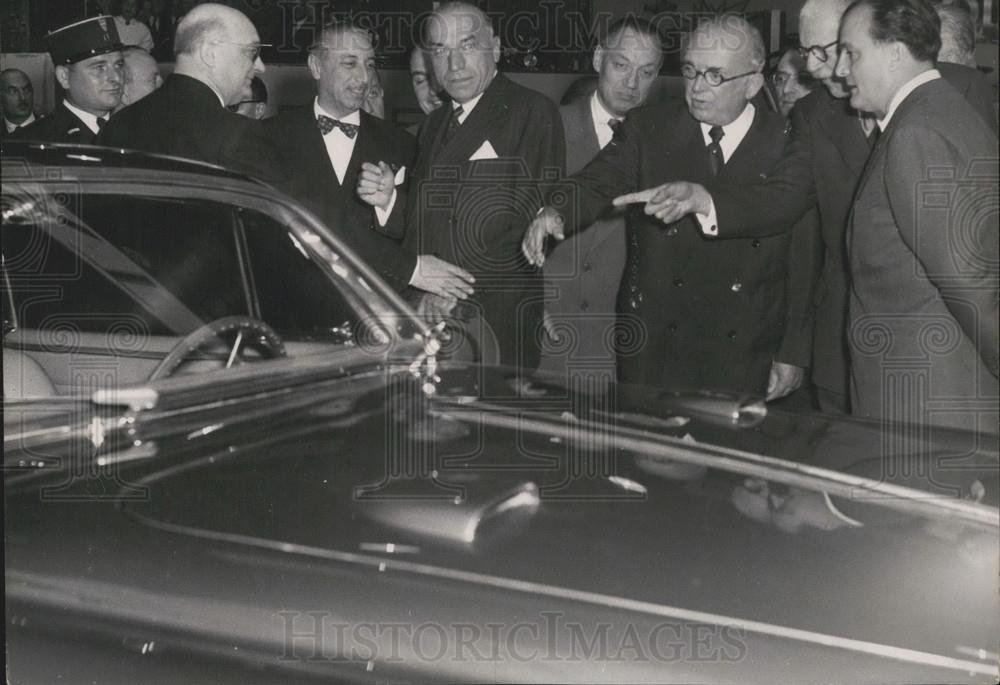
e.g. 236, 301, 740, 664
173, 14, 224, 56
846, 0, 942, 63
683, 14, 766, 72
601, 16, 664, 52
426, 1, 495, 40
933, 2, 976, 59
309, 19, 374, 52
800, 0, 853, 29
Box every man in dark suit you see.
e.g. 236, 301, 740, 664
623, 0, 996, 414
834, 0, 997, 431
1, 69, 36, 138
15, 16, 123, 145
405, 1, 565, 371
538, 17, 662, 389
98, 3, 276, 180
264, 22, 474, 299
524, 16, 811, 397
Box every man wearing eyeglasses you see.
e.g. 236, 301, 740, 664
608, 0, 996, 414
523, 16, 813, 398
99, 2, 278, 180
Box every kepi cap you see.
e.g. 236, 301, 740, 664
46, 16, 124, 66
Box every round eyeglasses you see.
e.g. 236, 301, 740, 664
797, 40, 838, 63
680, 64, 758, 87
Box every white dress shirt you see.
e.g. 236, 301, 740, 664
313, 99, 394, 226
114, 16, 154, 52
695, 103, 757, 236
590, 92, 621, 149
5, 112, 35, 133
62, 99, 107, 134
877, 69, 940, 131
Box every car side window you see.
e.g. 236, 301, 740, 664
239, 209, 361, 342
2, 189, 248, 336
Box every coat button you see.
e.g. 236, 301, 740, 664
666, 227, 679, 237
731, 282, 742, 292
752, 239, 761, 248
673, 277, 684, 287
668, 322, 678, 332
582, 262, 592, 272
580, 301, 589, 311
727, 330, 737, 339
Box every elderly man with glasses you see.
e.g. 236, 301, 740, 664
608, 0, 996, 414
523, 15, 814, 399
99, 2, 279, 180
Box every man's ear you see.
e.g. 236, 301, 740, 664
307, 52, 322, 81
745, 71, 765, 100
491, 34, 501, 64
592, 46, 604, 74
54, 65, 71, 90
887, 41, 905, 72
199, 37, 218, 68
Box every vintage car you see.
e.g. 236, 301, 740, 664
3, 142, 998, 683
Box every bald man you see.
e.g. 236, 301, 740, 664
524, 16, 803, 397
1, 69, 35, 136
99, 2, 278, 179
117, 46, 162, 110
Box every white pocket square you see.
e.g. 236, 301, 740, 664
393, 165, 406, 186
469, 140, 499, 161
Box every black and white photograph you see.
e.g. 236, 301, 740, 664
2, 0, 997, 683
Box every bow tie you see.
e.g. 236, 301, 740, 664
317, 114, 358, 138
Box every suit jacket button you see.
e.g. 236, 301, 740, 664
731, 282, 742, 292
727, 330, 737, 339
666, 227, 678, 237
668, 322, 678, 332
582, 261, 592, 272
752, 239, 761, 248
673, 277, 684, 287
580, 301, 589, 311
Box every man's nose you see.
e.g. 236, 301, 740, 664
254, 55, 265, 74
624, 69, 639, 90
833, 53, 849, 79
448, 48, 464, 71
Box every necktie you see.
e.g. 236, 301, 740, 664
316, 114, 358, 138
867, 124, 881, 150
97, 116, 107, 130
443, 105, 464, 145
608, 118, 623, 137
707, 125, 725, 177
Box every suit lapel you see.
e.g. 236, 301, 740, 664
565, 97, 600, 175
432, 74, 511, 166
823, 96, 871, 179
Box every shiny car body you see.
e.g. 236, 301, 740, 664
3, 142, 998, 683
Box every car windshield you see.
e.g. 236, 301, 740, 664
2, 179, 409, 397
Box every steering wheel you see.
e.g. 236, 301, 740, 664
149, 316, 287, 381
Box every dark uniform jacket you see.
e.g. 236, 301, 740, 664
564, 100, 813, 395
263, 106, 418, 294
13, 102, 101, 144
847, 77, 998, 432
403, 73, 565, 370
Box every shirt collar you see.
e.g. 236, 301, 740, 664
699, 102, 755, 146
590, 91, 619, 132
313, 98, 361, 126
5, 113, 34, 132
62, 99, 106, 134
877, 68, 940, 131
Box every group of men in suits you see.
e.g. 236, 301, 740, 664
11, 0, 997, 433
550, 0, 997, 431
